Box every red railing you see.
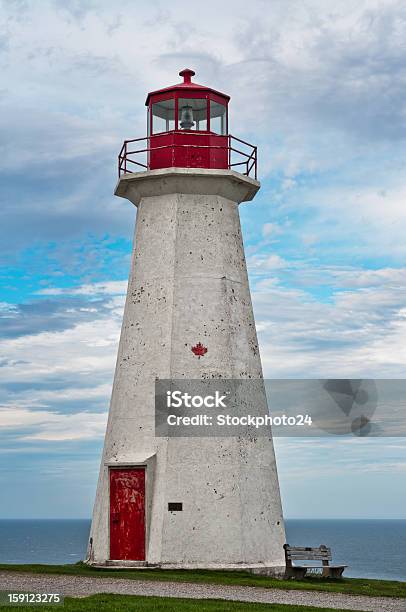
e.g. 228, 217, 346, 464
118, 133, 257, 179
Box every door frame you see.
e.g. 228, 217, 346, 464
108, 465, 147, 561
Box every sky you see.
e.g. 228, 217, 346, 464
1, 0, 406, 519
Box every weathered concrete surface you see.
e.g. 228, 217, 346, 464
1, 572, 405, 612
88, 168, 285, 572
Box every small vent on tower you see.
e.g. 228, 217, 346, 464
168, 502, 183, 511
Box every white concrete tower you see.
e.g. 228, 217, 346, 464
87, 69, 285, 573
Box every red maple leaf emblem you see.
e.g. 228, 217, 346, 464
191, 342, 208, 358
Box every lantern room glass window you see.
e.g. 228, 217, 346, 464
210, 101, 227, 135
151, 99, 175, 134
178, 98, 208, 131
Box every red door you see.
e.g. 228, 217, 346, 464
109, 468, 145, 561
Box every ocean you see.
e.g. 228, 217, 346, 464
0, 519, 405, 582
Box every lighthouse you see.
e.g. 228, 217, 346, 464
87, 69, 286, 573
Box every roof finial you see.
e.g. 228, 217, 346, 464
179, 68, 195, 84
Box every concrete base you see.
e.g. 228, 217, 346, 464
86, 559, 285, 577
87, 560, 151, 569
159, 563, 286, 577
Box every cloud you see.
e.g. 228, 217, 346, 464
0, 285, 118, 451
232, 1, 406, 142
0, 295, 123, 402
0, 291, 125, 339
252, 271, 406, 378
249, 253, 288, 271
1, 0, 406, 266
262, 222, 283, 238
299, 184, 406, 257
36, 280, 128, 296
250, 262, 406, 293
275, 437, 406, 479
0, 406, 107, 441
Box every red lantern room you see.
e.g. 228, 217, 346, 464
118, 69, 257, 178
146, 68, 229, 171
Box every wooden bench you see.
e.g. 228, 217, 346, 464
284, 544, 347, 579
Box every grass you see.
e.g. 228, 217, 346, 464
0, 593, 362, 611
0, 563, 405, 599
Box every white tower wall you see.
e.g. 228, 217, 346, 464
87, 168, 286, 573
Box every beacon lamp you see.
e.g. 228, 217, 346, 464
180, 104, 194, 129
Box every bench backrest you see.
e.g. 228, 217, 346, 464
284, 544, 332, 564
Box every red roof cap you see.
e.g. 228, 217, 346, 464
179, 68, 195, 83
145, 68, 230, 105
